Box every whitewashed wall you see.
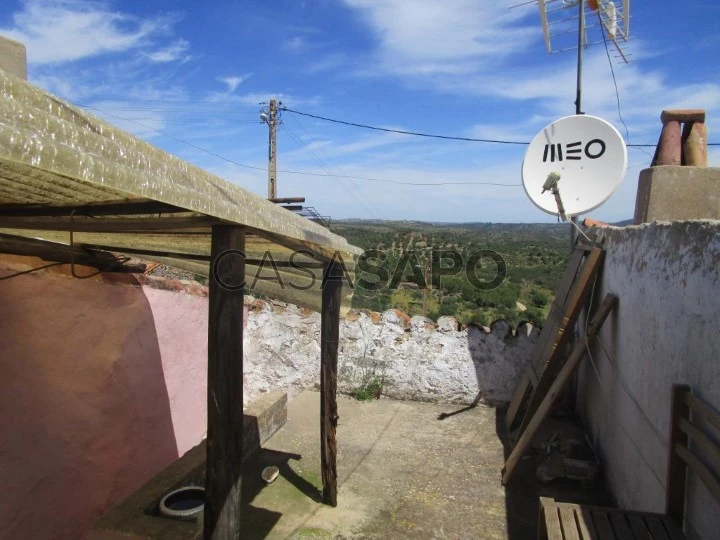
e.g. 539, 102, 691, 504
579, 220, 720, 539
243, 302, 538, 406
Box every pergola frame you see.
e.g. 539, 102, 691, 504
0, 200, 346, 538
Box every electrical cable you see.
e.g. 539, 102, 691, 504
282, 107, 720, 148
85, 106, 522, 187
281, 107, 529, 145
0, 262, 65, 280
280, 122, 382, 219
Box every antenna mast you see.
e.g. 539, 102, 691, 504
575, 0, 585, 115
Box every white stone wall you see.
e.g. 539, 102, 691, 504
243, 301, 538, 406
579, 220, 720, 539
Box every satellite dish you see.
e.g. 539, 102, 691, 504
521, 115, 627, 217
260, 112, 268, 123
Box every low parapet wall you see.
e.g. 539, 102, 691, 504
244, 301, 538, 406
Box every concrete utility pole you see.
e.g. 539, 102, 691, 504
262, 99, 280, 200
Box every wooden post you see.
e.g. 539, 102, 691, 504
665, 384, 691, 523
204, 225, 245, 539
320, 260, 343, 506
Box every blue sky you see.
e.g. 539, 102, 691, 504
2, 0, 719, 223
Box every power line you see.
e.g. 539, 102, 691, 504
281, 107, 529, 145
280, 122, 387, 219
282, 107, 720, 148
283, 114, 399, 219
85, 106, 521, 187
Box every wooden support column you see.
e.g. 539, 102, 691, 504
320, 260, 343, 507
204, 225, 246, 539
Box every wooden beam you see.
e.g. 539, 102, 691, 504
204, 225, 245, 539
665, 384, 691, 522
81, 244, 211, 262
0, 198, 188, 217
269, 197, 306, 204
0, 233, 146, 273
320, 260, 343, 506
81, 244, 329, 269
0, 215, 219, 233
505, 247, 587, 430
515, 247, 605, 438
249, 227, 333, 263
501, 294, 617, 485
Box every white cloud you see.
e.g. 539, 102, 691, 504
217, 74, 253, 93
342, 0, 720, 142
143, 39, 190, 63
342, 0, 537, 76
284, 36, 306, 51
0, 0, 177, 65
204, 91, 322, 107
306, 53, 348, 73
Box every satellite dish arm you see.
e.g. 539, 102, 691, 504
542, 172, 568, 222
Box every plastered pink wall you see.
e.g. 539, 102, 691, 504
0, 256, 213, 540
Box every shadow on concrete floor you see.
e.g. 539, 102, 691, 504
494, 406, 614, 540
437, 391, 483, 420
235, 391, 614, 539
244, 448, 323, 506
243, 448, 324, 540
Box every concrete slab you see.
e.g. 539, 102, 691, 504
634, 166, 720, 223
242, 392, 610, 539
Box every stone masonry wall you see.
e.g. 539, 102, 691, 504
244, 301, 539, 406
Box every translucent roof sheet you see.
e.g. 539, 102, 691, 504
0, 69, 361, 313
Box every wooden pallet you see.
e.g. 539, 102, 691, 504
505, 245, 605, 442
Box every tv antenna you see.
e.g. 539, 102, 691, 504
536, 0, 630, 61
530, 0, 631, 116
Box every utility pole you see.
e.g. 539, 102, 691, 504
261, 99, 280, 199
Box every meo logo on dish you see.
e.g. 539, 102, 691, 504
542, 139, 606, 163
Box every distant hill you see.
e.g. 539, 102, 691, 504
330, 220, 571, 327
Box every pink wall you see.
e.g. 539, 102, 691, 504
0, 256, 212, 540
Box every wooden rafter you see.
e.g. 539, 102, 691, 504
0, 215, 220, 233
0, 233, 146, 273
0, 198, 188, 217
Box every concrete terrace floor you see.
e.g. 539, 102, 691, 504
239, 391, 610, 539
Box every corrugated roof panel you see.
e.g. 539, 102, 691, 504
0, 69, 361, 313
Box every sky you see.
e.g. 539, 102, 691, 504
1, 0, 719, 223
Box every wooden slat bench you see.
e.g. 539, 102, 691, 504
539, 384, 720, 539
